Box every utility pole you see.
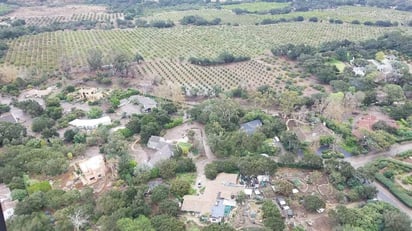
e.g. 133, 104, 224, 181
0, 203, 7, 231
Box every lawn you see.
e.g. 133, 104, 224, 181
222, 1, 291, 12
328, 59, 345, 72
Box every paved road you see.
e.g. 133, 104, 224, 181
345, 141, 412, 218
374, 182, 412, 218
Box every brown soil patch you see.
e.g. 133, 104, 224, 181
6, 4, 107, 18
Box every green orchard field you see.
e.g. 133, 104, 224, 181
3, 22, 407, 71
144, 6, 412, 25
221, 1, 291, 11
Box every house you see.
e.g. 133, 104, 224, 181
181, 173, 241, 220
146, 136, 174, 168
0, 113, 17, 123
76, 155, 106, 185
130, 95, 157, 112
69, 116, 112, 130
0, 184, 16, 221
240, 119, 263, 135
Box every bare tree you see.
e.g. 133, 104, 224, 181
69, 209, 89, 231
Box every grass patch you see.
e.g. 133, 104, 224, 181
328, 59, 345, 72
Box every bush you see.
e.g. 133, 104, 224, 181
27, 181, 52, 194
375, 173, 412, 208
32, 116, 54, 133
164, 117, 183, 129
304, 195, 325, 212
87, 107, 103, 119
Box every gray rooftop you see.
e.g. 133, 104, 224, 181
0, 113, 17, 123
240, 119, 263, 135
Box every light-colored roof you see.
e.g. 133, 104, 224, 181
0, 113, 17, 123
181, 195, 212, 214
244, 189, 253, 195
240, 119, 263, 135
78, 155, 105, 174
0, 184, 11, 202
69, 116, 111, 128
181, 173, 242, 216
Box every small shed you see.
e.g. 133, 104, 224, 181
240, 119, 263, 135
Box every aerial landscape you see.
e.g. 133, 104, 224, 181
0, 0, 411, 230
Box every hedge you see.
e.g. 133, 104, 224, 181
375, 173, 412, 208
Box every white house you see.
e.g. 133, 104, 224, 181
69, 116, 112, 130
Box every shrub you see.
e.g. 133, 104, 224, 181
27, 181, 52, 194
304, 195, 325, 212
375, 173, 412, 208
87, 107, 103, 119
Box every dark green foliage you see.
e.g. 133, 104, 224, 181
180, 15, 221, 26
151, 185, 169, 203
203, 223, 236, 231
261, 200, 285, 231
0, 103, 10, 114
330, 201, 411, 231
304, 195, 325, 212
151, 215, 185, 231
375, 173, 412, 208
0, 122, 26, 146
158, 199, 179, 217
189, 52, 250, 66
0, 141, 68, 184
170, 179, 191, 197
32, 116, 55, 133
15, 100, 44, 117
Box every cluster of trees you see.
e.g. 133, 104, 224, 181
189, 52, 250, 66
180, 15, 221, 26
363, 20, 399, 27
14, 97, 65, 138
260, 16, 304, 25
232, 6, 292, 15
324, 159, 377, 201
291, 0, 411, 12
261, 200, 285, 230
205, 155, 277, 180
135, 19, 175, 28
329, 201, 411, 231
0, 139, 69, 185
125, 102, 178, 144
190, 99, 286, 157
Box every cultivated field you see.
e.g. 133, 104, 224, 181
1, 4, 123, 27
134, 57, 315, 93
3, 23, 405, 70
221, 1, 291, 11
144, 6, 412, 25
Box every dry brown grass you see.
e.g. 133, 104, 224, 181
0, 65, 19, 83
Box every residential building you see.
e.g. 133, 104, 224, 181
146, 136, 174, 168
69, 116, 112, 130
76, 155, 106, 185
181, 173, 241, 221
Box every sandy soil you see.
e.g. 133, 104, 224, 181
6, 4, 107, 18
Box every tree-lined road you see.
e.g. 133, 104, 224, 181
345, 142, 412, 218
